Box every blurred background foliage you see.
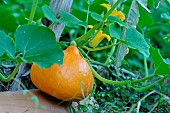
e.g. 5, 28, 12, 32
0, 0, 170, 112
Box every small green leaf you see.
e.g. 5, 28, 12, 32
60, 10, 81, 22
91, 12, 103, 22
150, 46, 170, 76
42, 5, 60, 23
126, 28, 150, 57
109, 23, 121, 39
60, 10, 87, 29
107, 16, 126, 26
0, 31, 16, 59
15, 25, 64, 68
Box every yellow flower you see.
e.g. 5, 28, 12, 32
101, 3, 110, 11
101, 3, 125, 21
88, 25, 111, 48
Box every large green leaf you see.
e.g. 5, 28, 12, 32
150, 46, 170, 76
126, 28, 150, 57
0, 31, 16, 59
15, 25, 64, 68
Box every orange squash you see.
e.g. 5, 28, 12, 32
30, 45, 94, 101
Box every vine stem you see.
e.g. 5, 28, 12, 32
82, 42, 120, 51
28, 0, 38, 24
105, 39, 117, 65
87, 58, 158, 85
78, 47, 158, 86
132, 77, 166, 91
0, 63, 22, 82
144, 56, 148, 84
85, 4, 90, 34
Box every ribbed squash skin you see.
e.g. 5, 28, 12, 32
30, 45, 94, 101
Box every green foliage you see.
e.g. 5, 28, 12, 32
42, 5, 59, 23
0, 31, 16, 59
0, 0, 170, 112
126, 28, 150, 57
90, 12, 103, 22
60, 10, 88, 29
150, 46, 170, 76
109, 23, 121, 39
15, 25, 64, 68
0, 25, 64, 68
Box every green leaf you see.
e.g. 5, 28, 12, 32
15, 25, 64, 68
60, 10, 88, 29
91, 12, 103, 22
147, 0, 159, 8
138, 5, 154, 28
150, 46, 170, 76
0, 31, 16, 59
107, 16, 126, 26
126, 28, 150, 57
109, 23, 121, 39
42, 5, 60, 23
0, 8, 18, 33
137, 0, 151, 13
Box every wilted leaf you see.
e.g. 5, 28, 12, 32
15, 25, 64, 68
126, 0, 140, 28
114, 0, 140, 67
